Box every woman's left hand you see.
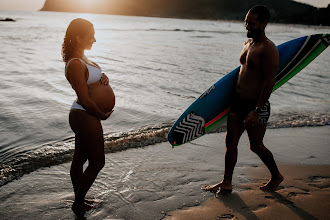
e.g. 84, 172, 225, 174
100, 73, 109, 85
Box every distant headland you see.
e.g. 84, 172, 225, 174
40, 0, 330, 26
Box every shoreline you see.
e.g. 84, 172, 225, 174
0, 126, 329, 219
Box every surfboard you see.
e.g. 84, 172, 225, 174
168, 34, 330, 146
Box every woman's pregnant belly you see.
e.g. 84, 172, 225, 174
88, 82, 115, 113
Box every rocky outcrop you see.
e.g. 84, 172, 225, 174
0, 18, 16, 22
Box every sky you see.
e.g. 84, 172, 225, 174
0, 0, 329, 11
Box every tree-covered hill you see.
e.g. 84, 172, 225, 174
41, 0, 330, 26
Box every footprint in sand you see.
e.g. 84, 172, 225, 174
308, 183, 330, 189
288, 192, 310, 197
265, 195, 294, 206
309, 176, 330, 181
242, 204, 267, 211
301, 188, 310, 192
308, 176, 330, 189
218, 213, 236, 219
257, 204, 267, 209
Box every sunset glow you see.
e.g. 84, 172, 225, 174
0, 0, 329, 11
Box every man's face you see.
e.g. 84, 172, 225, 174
244, 12, 263, 39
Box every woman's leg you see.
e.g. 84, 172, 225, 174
70, 141, 87, 196
69, 109, 105, 211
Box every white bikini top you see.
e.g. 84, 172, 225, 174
65, 58, 102, 85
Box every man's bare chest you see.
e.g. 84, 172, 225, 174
239, 44, 262, 68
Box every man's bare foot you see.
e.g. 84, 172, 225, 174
72, 201, 94, 212
260, 174, 284, 192
202, 181, 232, 192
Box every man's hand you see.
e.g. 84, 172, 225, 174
100, 73, 109, 85
244, 111, 259, 128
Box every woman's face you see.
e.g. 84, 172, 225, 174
77, 26, 96, 50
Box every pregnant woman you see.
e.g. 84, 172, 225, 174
62, 18, 115, 211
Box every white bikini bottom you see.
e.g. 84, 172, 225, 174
71, 100, 86, 111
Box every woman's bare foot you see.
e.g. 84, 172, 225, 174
72, 201, 94, 212
260, 174, 284, 192
202, 181, 233, 192
84, 199, 97, 204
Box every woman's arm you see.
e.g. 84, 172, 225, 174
66, 60, 111, 120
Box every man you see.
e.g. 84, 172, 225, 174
204, 5, 283, 192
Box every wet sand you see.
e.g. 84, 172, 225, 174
0, 126, 329, 220
165, 164, 330, 220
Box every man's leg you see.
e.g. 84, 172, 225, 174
203, 113, 245, 192
247, 124, 283, 191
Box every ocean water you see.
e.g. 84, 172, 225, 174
0, 10, 329, 186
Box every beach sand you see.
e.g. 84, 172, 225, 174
165, 164, 330, 220
0, 126, 329, 220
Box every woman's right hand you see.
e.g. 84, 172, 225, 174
100, 73, 109, 85
101, 110, 114, 120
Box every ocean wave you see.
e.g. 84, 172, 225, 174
1, 113, 329, 187
106, 28, 240, 34
0, 125, 170, 187
269, 112, 330, 128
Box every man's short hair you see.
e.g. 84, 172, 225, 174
249, 5, 270, 22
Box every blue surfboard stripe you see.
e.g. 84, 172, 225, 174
276, 35, 321, 82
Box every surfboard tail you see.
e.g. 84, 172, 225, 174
274, 34, 330, 91
170, 112, 205, 146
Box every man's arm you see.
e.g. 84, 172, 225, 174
256, 42, 279, 108
243, 42, 278, 128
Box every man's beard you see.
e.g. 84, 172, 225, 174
247, 28, 261, 38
